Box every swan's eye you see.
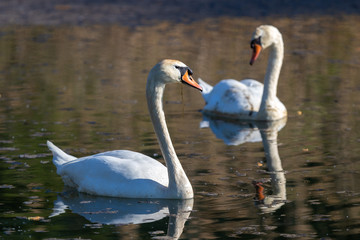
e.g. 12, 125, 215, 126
175, 65, 192, 77
187, 67, 193, 76
250, 37, 262, 49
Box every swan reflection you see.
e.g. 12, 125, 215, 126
201, 115, 287, 212
50, 192, 193, 239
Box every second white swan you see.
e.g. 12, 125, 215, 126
199, 25, 287, 121
47, 59, 202, 199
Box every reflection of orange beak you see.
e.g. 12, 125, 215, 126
254, 182, 265, 201
182, 70, 202, 92
250, 43, 262, 65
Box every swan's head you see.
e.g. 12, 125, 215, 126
250, 25, 282, 65
149, 59, 202, 91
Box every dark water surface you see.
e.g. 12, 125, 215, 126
0, 4, 360, 239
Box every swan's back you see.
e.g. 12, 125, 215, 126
47, 141, 169, 198
201, 79, 263, 119
61, 152, 168, 197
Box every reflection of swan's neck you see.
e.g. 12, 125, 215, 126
167, 199, 193, 239
260, 129, 286, 200
259, 37, 284, 111
146, 76, 193, 198
260, 129, 283, 172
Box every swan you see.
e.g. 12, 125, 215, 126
47, 59, 202, 199
199, 25, 287, 121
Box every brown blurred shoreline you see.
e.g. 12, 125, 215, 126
0, 0, 359, 26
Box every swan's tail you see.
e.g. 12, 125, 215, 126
47, 140, 77, 168
198, 78, 213, 103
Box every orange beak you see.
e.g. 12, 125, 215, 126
250, 43, 262, 65
182, 70, 202, 92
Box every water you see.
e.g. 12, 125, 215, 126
1, 5, 360, 239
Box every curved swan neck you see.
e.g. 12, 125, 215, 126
146, 78, 176, 164
146, 76, 193, 198
261, 37, 284, 106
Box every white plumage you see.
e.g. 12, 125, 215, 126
199, 78, 264, 119
199, 25, 287, 121
48, 141, 168, 197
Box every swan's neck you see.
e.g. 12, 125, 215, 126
259, 38, 283, 111
146, 77, 193, 198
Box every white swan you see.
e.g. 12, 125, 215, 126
199, 25, 287, 121
47, 59, 202, 199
